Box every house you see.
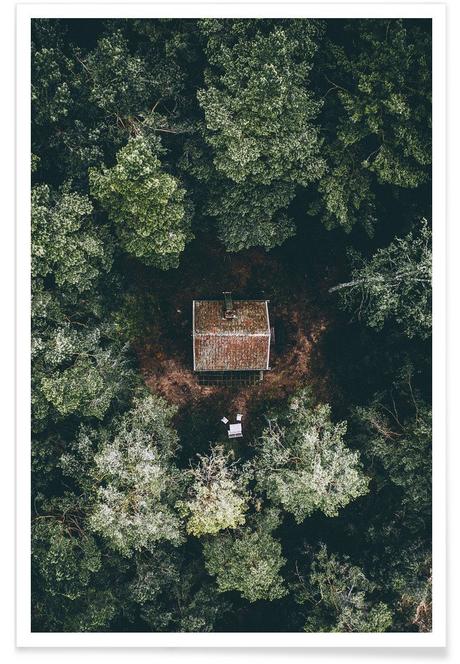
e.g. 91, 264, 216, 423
192, 293, 271, 386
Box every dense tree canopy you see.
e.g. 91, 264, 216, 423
255, 390, 369, 522
31, 17, 432, 635
292, 544, 393, 632
198, 19, 325, 186
88, 394, 184, 556
312, 19, 431, 231
89, 136, 193, 268
203, 508, 287, 603
32, 184, 113, 294
177, 445, 251, 537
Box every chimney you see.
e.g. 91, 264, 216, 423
223, 291, 236, 319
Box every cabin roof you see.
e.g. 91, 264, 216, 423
193, 299, 270, 371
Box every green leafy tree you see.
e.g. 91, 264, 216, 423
83, 30, 158, 118
206, 180, 297, 252
32, 21, 74, 128
292, 544, 393, 632
255, 389, 369, 522
32, 495, 102, 602
31, 20, 113, 185
31, 493, 123, 632
203, 508, 287, 602
313, 19, 431, 230
329, 218, 431, 338
32, 184, 113, 295
33, 324, 134, 427
88, 394, 184, 556
129, 547, 230, 631
188, 19, 325, 251
355, 366, 432, 524
31, 184, 134, 430
89, 136, 193, 268
180, 139, 299, 251
177, 445, 251, 537
387, 542, 432, 632
198, 19, 325, 186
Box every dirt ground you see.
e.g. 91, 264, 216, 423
132, 227, 344, 455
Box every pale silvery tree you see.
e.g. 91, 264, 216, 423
255, 389, 369, 522
89, 394, 184, 556
329, 218, 432, 339
177, 445, 251, 537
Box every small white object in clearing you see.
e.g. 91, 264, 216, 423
236, 413, 243, 422
228, 423, 243, 438
221, 417, 229, 424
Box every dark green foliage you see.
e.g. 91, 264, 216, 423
203, 508, 287, 603
31, 183, 136, 432
191, 19, 326, 251
83, 30, 159, 118
330, 218, 432, 339
129, 548, 230, 631
313, 19, 431, 231
292, 544, 393, 632
356, 365, 432, 527
31, 17, 432, 634
32, 320, 135, 428
31, 493, 120, 632
198, 19, 325, 186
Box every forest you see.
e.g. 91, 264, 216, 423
31, 17, 432, 632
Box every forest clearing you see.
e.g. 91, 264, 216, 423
134, 230, 334, 446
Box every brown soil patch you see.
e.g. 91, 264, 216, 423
131, 231, 341, 454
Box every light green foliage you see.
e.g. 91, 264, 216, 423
84, 30, 158, 117
32, 22, 73, 126
256, 389, 369, 522
330, 219, 432, 338
198, 20, 325, 186
203, 508, 287, 602
33, 324, 134, 425
316, 19, 431, 230
32, 184, 113, 294
177, 445, 250, 537
89, 136, 193, 268
293, 544, 393, 632
89, 394, 184, 556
